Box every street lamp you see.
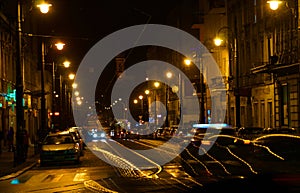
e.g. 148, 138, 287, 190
214, 26, 240, 128
138, 95, 144, 117
55, 42, 65, 50
267, 0, 282, 10
63, 60, 71, 68
36, 3, 52, 14
213, 38, 223, 47
165, 72, 173, 127
68, 73, 75, 80
184, 57, 205, 124
184, 58, 192, 66
153, 82, 160, 126
50, 57, 71, 130
15, 0, 52, 165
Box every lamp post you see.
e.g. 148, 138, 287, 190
15, 0, 51, 165
184, 57, 205, 124
62, 72, 75, 129
153, 81, 160, 126
40, 40, 47, 134
165, 72, 173, 127
15, 0, 24, 165
214, 25, 240, 128
51, 57, 71, 129
37, 3, 52, 138
138, 95, 144, 120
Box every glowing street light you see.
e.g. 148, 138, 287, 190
166, 71, 173, 79
37, 3, 52, 14
267, 0, 282, 10
74, 91, 79, 96
145, 89, 150, 95
214, 37, 223, 46
68, 73, 75, 80
63, 60, 71, 68
184, 59, 191, 66
72, 83, 78, 89
154, 81, 160, 88
54, 42, 65, 50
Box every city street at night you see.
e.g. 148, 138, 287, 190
0, 0, 300, 192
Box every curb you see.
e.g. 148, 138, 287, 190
0, 161, 38, 181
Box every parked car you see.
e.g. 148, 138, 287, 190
237, 127, 264, 140
68, 127, 84, 156
40, 131, 81, 166
189, 123, 236, 148
263, 127, 297, 134
253, 134, 300, 161
153, 127, 165, 140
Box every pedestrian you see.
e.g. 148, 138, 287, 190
7, 127, 14, 152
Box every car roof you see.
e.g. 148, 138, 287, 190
69, 127, 81, 132
47, 130, 72, 136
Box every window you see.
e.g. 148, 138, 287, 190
260, 100, 265, 128
281, 84, 289, 126
267, 101, 273, 128
254, 103, 259, 126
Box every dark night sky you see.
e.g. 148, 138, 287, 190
39, 0, 198, 102
46, 0, 185, 61
53, 0, 197, 109
40, 0, 198, 68
3, 0, 199, 110
2, 0, 198, 68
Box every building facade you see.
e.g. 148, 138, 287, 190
0, 1, 54, 147
227, 0, 299, 130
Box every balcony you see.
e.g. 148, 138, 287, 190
251, 60, 300, 76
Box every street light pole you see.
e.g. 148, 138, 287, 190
139, 95, 144, 121
199, 57, 205, 124
214, 25, 240, 128
233, 18, 241, 128
41, 40, 47, 133
15, 0, 25, 165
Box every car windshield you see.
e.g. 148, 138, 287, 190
44, 135, 74, 145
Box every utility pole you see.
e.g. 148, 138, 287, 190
234, 16, 241, 128
15, 0, 24, 166
199, 57, 205, 124
41, 40, 47, 133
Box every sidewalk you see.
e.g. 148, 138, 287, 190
0, 145, 39, 181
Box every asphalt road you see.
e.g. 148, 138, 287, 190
0, 138, 299, 193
